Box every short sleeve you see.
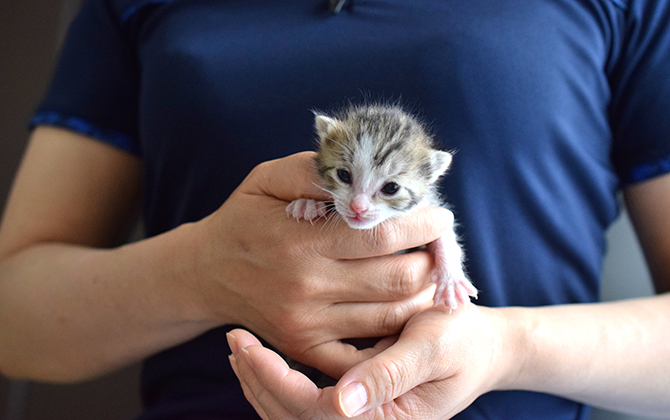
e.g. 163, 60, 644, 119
31, 0, 141, 155
609, 0, 670, 185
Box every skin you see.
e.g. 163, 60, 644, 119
0, 126, 452, 382
226, 173, 670, 419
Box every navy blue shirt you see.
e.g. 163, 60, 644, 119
33, 0, 670, 419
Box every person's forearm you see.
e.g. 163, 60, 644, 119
501, 293, 670, 417
0, 222, 219, 382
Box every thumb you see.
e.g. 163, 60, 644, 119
240, 151, 331, 202
333, 336, 437, 418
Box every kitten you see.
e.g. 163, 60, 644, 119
287, 104, 477, 309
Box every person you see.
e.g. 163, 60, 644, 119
0, 0, 669, 419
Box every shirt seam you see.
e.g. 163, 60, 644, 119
623, 154, 670, 185
30, 110, 141, 156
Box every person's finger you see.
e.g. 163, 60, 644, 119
228, 329, 263, 352
242, 152, 331, 202
265, 247, 434, 306
329, 249, 434, 302
317, 206, 455, 260
302, 334, 399, 379
231, 329, 341, 416
332, 327, 441, 418
326, 284, 436, 340
227, 332, 271, 419
236, 348, 300, 420
229, 354, 270, 420
242, 345, 325, 418
274, 284, 433, 367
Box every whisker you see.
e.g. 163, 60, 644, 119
309, 181, 332, 196
320, 211, 341, 233
308, 181, 349, 206
320, 214, 333, 232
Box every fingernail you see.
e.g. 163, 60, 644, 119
241, 347, 255, 369
338, 382, 368, 418
226, 332, 240, 355
228, 354, 239, 377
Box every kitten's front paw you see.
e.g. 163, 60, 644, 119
286, 199, 328, 222
433, 268, 478, 311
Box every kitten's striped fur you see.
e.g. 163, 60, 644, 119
313, 104, 452, 229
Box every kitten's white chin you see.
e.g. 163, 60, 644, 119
344, 215, 381, 230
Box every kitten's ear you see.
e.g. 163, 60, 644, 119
314, 113, 345, 141
428, 150, 453, 182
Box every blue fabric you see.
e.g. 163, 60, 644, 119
30, 111, 140, 154
120, 0, 173, 22
33, 0, 670, 419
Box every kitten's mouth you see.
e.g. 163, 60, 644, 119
345, 215, 378, 229
335, 203, 380, 229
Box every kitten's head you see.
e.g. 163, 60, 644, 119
314, 105, 452, 229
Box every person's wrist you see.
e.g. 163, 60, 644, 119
182, 215, 235, 326
486, 306, 532, 392
142, 217, 227, 329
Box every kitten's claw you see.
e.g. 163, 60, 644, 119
287, 199, 328, 222
428, 236, 477, 310
433, 268, 477, 310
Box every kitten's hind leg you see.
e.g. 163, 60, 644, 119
428, 233, 477, 310
286, 199, 328, 222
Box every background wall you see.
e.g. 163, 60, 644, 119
0, 0, 662, 419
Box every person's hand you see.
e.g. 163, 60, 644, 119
190, 152, 454, 377
225, 304, 516, 419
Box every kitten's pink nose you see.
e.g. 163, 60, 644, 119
350, 196, 369, 216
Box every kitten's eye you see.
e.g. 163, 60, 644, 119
337, 169, 352, 184
382, 182, 400, 195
